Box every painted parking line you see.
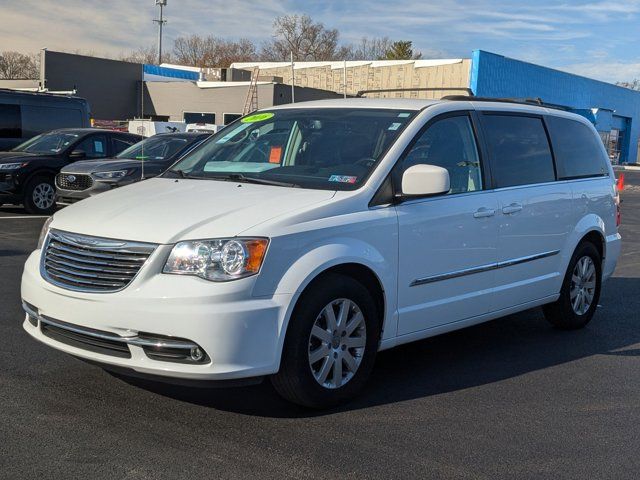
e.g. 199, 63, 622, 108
0, 216, 50, 220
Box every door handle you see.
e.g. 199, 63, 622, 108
473, 207, 496, 218
502, 203, 523, 214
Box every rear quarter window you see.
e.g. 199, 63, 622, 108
545, 116, 609, 179
0, 104, 22, 138
21, 105, 83, 137
481, 114, 555, 188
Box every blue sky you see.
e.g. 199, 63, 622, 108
2, 0, 640, 82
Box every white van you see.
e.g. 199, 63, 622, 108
22, 98, 621, 408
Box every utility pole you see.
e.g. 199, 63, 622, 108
153, 0, 167, 64
290, 51, 295, 103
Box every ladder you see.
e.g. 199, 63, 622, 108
242, 67, 259, 115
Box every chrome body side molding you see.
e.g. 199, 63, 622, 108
410, 250, 560, 287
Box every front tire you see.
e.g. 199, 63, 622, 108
271, 273, 381, 408
24, 176, 56, 214
543, 241, 602, 330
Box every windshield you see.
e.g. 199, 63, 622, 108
13, 132, 80, 154
117, 135, 190, 161
167, 108, 416, 190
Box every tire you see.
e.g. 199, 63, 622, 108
23, 176, 56, 214
271, 273, 381, 408
543, 241, 602, 330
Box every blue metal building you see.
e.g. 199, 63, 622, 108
470, 50, 640, 164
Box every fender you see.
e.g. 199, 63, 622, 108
21, 167, 59, 189
258, 237, 398, 366
560, 213, 606, 275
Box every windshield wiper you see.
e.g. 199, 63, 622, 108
166, 168, 202, 179
210, 173, 298, 188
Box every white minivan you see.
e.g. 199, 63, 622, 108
22, 98, 621, 408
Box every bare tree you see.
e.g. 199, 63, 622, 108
261, 14, 344, 61
119, 46, 161, 65
173, 35, 256, 67
0, 51, 38, 79
346, 37, 394, 60
617, 80, 640, 91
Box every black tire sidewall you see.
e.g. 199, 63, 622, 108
274, 273, 381, 408
24, 176, 56, 215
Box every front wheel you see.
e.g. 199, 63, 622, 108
543, 242, 602, 330
271, 273, 381, 408
23, 176, 56, 214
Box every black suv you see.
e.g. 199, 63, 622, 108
0, 128, 141, 214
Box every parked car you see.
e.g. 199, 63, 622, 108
56, 132, 210, 206
0, 128, 141, 213
21, 99, 621, 408
0, 89, 91, 151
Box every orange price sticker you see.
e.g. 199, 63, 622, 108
269, 146, 283, 164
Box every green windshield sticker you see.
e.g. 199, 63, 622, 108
241, 112, 275, 123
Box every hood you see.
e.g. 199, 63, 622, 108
62, 158, 148, 173
51, 177, 336, 244
0, 151, 39, 163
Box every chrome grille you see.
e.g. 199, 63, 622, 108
41, 229, 156, 292
56, 173, 93, 191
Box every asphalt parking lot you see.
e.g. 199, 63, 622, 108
1, 173, 639, 480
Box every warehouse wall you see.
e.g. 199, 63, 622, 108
44, 50, 142, 120
143, 82, 272, 122
143, 82, 342, 122
471, 50, 640, 163
240, 60, 472, 99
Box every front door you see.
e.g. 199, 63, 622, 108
396, 113, 499, 336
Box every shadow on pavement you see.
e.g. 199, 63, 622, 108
110, 276, 640, 418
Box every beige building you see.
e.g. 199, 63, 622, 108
231, 59, 473, 99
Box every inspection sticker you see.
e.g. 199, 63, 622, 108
398, 112, 411, 118
388, 122, 402, 131
241, 112, 275, 123
329, 175, 357, 184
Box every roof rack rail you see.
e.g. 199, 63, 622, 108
356, 87, 473, 97
441, 95, 569, 111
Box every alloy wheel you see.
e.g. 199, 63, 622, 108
307, 298, 367, 389
33, 183, 55, 210
570, 256, 596, 315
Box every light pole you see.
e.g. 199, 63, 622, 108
153, 0, 167, 64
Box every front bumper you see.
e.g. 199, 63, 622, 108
56, 182, 112, 205
0, 178, 20, 203
21, 248, 292, 381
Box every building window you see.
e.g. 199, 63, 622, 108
184, 112, 215, 124
223, 113, 242, 125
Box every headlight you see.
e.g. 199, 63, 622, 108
93, 170, 128, 179
0, 162, 26, 170
163, 238, 269, 281
37, 216, 54, 249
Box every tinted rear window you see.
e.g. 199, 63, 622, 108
545, 116, 608, 179
482, 115, 555, 188
21, 105, 83, 137
0, 104, 22, 138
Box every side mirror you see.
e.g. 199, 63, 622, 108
69, 149, 86, 160
401, 164, 450, 198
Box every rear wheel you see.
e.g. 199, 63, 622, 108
23, 176, 56, 214
271, 273, 381, 408
543, 242, 602, 330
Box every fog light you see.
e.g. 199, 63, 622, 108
190, 346, 204, 362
